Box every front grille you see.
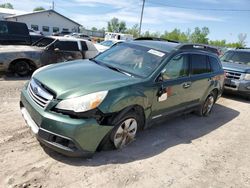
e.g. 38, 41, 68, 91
28, 79, 53, 108
225, 70, 241, 80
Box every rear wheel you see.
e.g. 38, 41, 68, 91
13, 60, 30, 76
197, 92, 216, 116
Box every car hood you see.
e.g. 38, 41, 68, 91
222, 61, 250, 73
94, 44, 109, 52
33, 59, 141, 99
0, 45, 42, 53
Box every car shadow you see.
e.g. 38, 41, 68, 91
222, 93, 250, 103
43, 103, 239, 166
0, 72, 30, 81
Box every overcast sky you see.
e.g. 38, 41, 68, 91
2, 0, 250, 44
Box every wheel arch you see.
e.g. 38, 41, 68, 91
8, 58, 37, 72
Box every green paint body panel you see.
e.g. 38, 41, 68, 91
20, 43, 225, 156
21, 85, 113, 153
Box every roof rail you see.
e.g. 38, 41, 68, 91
135, 37, 180, 43
178, 44, 219, 55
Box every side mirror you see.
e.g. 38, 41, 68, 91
54, 48, 60, 52
157, 72, 164, 82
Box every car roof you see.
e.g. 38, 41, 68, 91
48, 36, 90, 43
128, 40, 179, 53
231, 48, 250, 52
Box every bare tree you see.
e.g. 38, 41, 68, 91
238, 33, 247, 47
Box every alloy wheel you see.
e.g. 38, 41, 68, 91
113, 118, 138, 149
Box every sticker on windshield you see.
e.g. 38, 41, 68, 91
147, 49, 165, 57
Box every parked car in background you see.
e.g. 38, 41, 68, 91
220, 48, 250, 99
29, 29, 43, 36
29, 29, 44, 44
94, 40, 122, 52
52, 31, 72, 36
20, 40, 224, 157
105, 32, 133, 41
0, 20, 31, 45
0, 36, 98, 76
65, 33, 91, 41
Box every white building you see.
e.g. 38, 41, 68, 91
4, 9, 81, 35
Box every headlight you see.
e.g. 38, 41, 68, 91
55, 91, 108, 112
244, 73, 250, 80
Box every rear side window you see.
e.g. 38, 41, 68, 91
81, 41, 88, 51
209, 56, 221, 72
55, 41, 79, 51
191, 54, 210, 75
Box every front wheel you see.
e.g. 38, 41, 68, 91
110, 110, 143, 149
14, 60, 30, 76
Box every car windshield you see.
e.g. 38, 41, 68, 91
220, 51, 250, 66
100, 40, 115, 47
32, 37, 55, 47
94, 43, 166, 77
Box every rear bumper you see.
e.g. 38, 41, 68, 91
20, 86, 113, 157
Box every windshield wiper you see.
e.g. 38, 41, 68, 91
90, 59, 133, 77
104, 64, 132, 77
90, 58, 101, 65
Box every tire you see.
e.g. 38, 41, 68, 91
196, 92, 216, 117
110, 110, 143, 149
13, 60, 30, 76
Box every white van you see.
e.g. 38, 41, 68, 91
104, 32, 133, 41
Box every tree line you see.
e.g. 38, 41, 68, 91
107, 17, 247, 48
0, 2, 45, 12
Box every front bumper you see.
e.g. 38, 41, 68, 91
20, 86, 113, 157
224, 78, 250, 97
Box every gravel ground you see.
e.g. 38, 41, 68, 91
0, 78, 250, 188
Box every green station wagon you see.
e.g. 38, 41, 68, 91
20, 40, 225, 157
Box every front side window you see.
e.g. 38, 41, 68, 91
54, 41, 79, 51
94, 43, 166, 77
162, 54, 189, 80
42, 26, 49, 32
191, 54, 210, 75
32, 37, 55, 47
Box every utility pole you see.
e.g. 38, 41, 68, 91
139, 0, 145, 36
52, 1, 55, 10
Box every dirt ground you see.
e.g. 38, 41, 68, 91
0, 78, 250, 188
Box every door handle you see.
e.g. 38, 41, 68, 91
183, 82, 191, 89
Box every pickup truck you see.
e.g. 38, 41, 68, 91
221, 48, 250, 99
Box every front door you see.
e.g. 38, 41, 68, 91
151, 53, 191, 119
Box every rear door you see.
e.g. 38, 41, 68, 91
188, 53, 213, 106
151, 53, 191, 118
